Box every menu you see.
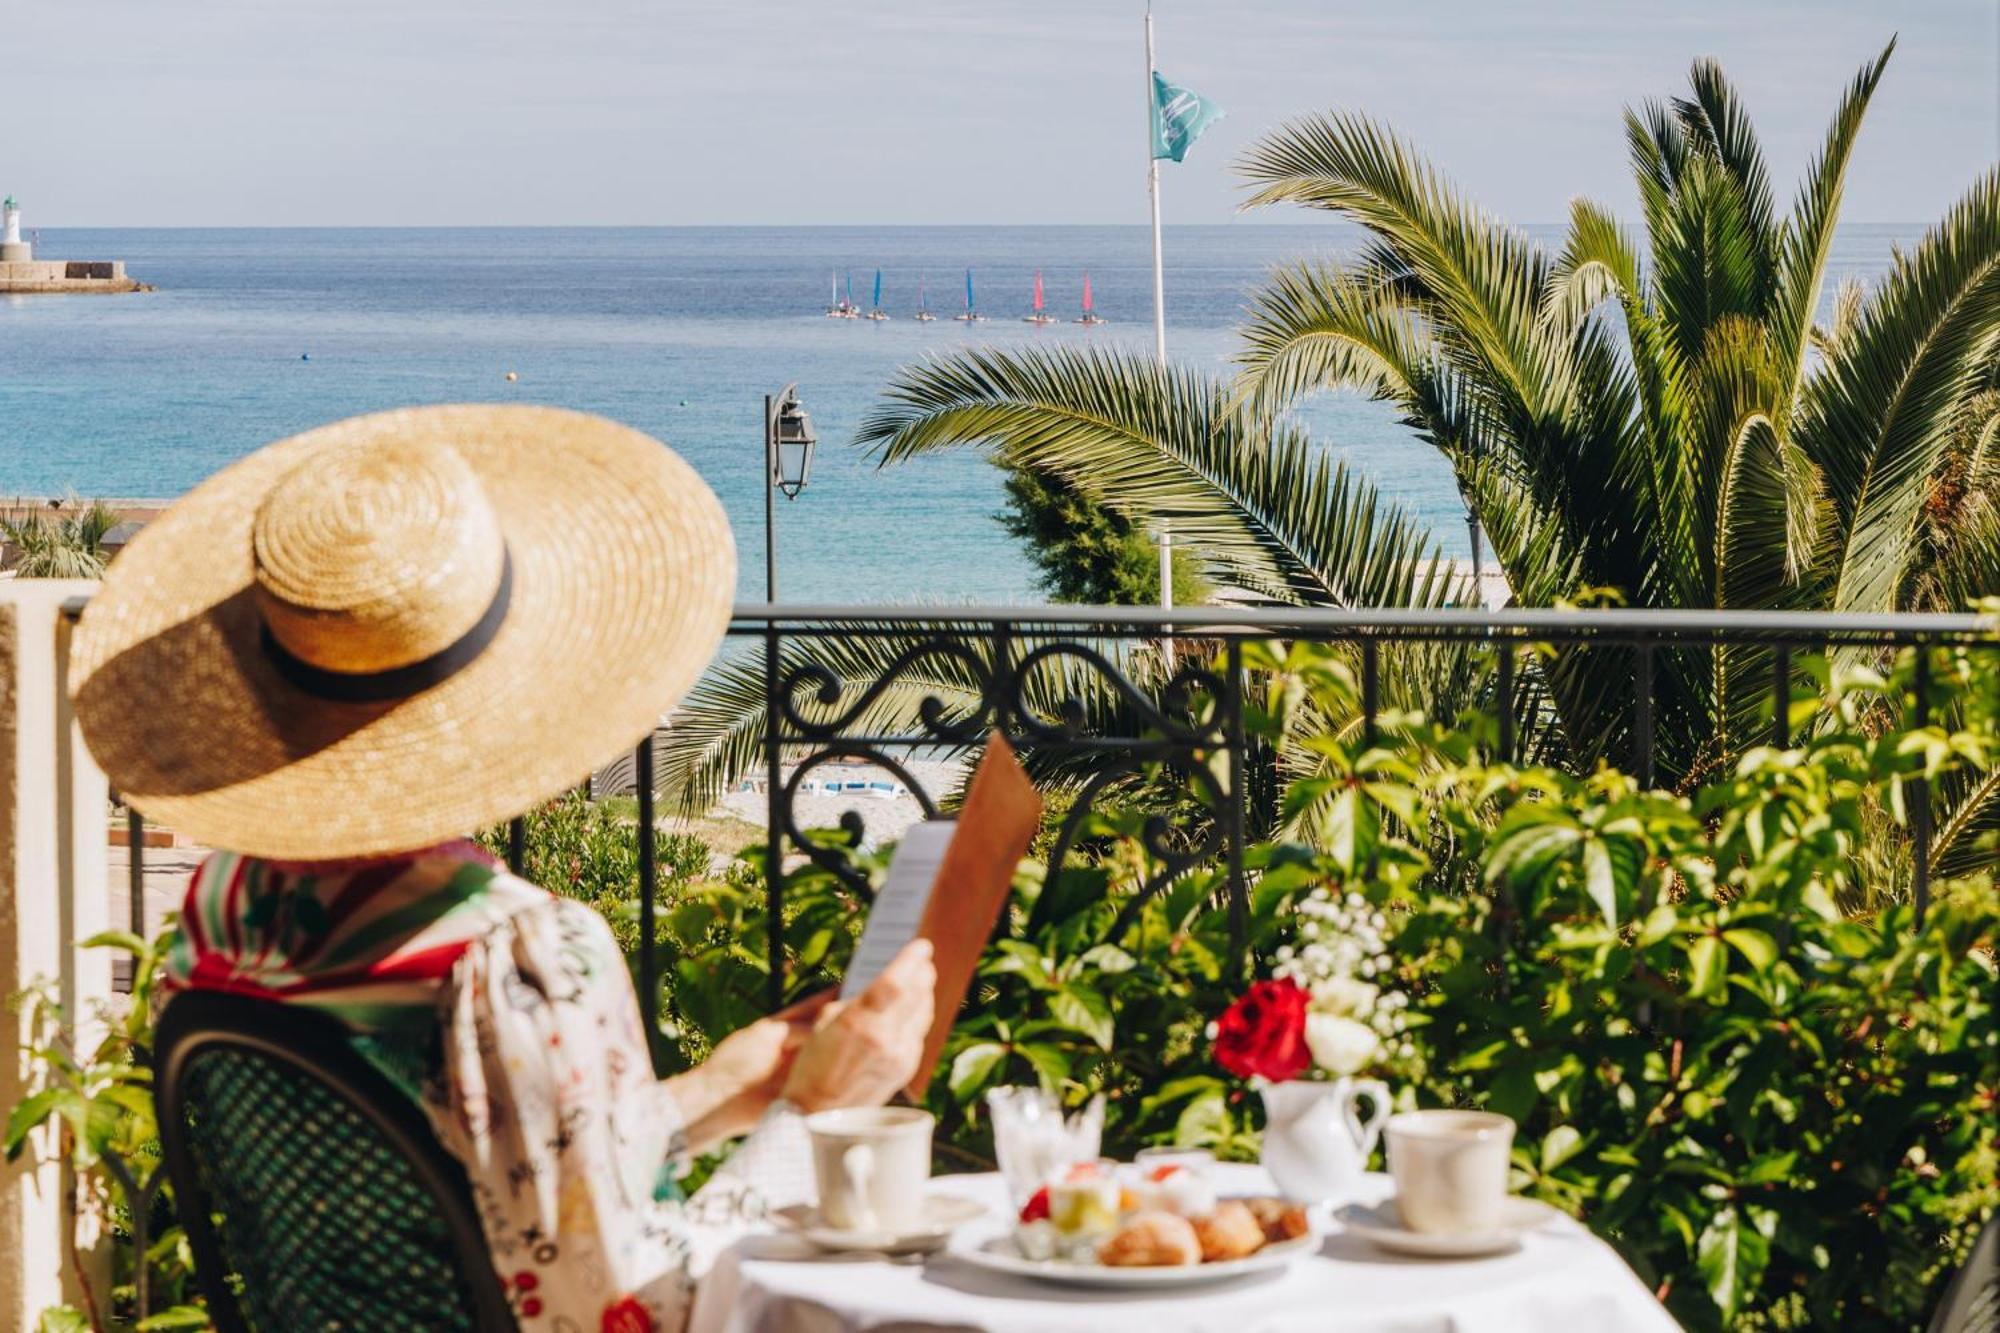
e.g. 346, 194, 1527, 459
839, 732, 1044, 1097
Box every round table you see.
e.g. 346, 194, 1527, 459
689, 1166, 1683, 1333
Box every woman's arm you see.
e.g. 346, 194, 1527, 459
659, 993, 829, 1154
662, 938, 936, 1154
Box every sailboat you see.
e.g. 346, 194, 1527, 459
914, 271, 937, 321
839, 272, 860, 318
953, 267, 986, 322
824, 270, 848, 317
1024, 269, 1059, 325
867, 268, 891, 320
1077, 270, 1106, 325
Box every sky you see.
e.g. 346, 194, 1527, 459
6, 0, 1996, 227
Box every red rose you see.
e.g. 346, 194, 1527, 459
1214, 978, 1312, 1082
602, 1295, 656, 1333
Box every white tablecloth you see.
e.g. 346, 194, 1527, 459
690, 1166, 1683, 1333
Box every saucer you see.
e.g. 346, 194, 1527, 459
772, 1195, 988, 1255
1333, 1196, 1565, 1258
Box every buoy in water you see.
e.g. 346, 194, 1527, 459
679, 399, 690, 407
504, 371, 518, 383
300, 352, 310, 361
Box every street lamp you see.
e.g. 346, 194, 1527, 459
763, 384, 817, 600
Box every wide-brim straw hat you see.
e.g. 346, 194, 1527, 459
69, 404, 736, 860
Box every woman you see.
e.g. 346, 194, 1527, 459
69, 406, 936, 1332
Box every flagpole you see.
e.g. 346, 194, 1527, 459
1146, 5, 1174, 660
1146, 8, 1166, 368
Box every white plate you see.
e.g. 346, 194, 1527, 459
1333, 1196, 1565, 1258
948, 1224, 1318, 1289
773, 1195, 989, 1255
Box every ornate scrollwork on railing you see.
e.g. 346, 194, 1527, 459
762, 622, 1250, 994
1007, 641, 1231, 747
773, 745, 942, 897
776, 634, 996, 742
1025, 748, 1233, 938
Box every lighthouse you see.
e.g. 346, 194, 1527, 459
0, 194, 140, 291
0, 197, 27, 262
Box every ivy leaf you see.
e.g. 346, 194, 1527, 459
1325, 784, 1364, 871
1722, 928, 1778, 974
1687, 936, 1726, 1000
1138, 1075, 1225, 1120
1582, 837, 1619, 927
36, 1308, 91, 1333
1696, 1206, 1771, 1321
1016, 1041, 1072, 1094
1175, 1089, 1230, 1147
948, 1042, 1008, 1103
986, 940, 1058, 990
1637, 903, 1679, 947
4, 1089, 60, 1161
1050, 985, 1115, 1050
1541, 1124, 1585, 1172
1076, 944, 1137, 974
1485, 821, 1580, 887
80, 929, 148, 956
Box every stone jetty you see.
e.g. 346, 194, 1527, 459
0, 197, 147, 293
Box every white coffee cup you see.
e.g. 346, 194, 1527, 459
1383, 1110, 1515, 1235
806, 1106, 935, 1234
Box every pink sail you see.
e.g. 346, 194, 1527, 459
1033, 269, 1044, 312
1082, 271, 1094, 313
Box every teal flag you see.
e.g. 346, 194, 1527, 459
1150, 71, 1223, 162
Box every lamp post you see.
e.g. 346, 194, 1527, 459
763, 384, 817, 601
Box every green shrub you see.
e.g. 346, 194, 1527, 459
916, 643, 1997, 1329
6, 928, 208, 1332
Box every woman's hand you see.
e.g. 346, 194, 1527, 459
669, 991, 832, 1149
781, 939, 936, 1113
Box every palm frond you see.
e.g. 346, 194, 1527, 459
1677, 56, 1779, 285
1236, 111, 1560, 421
859, 344, 1465, 611
1808, 166, 2000, 612
1770, 40, 1895, 390
1810, 277, 1868, 360
1230, 260, 1434, 419
657, 625, 1160, 819
1541, 197, 1644, 333
0, 500, 116, 579
1648, 154, 1769, 370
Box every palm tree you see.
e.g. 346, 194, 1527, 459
1, 499, 121, 578
1233, 40, 2000, 792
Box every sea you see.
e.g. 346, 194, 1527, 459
0, 224, 1920, 605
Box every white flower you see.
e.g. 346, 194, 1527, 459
1305, 1012, 1382, 1077
1312, 974, 1379, 1018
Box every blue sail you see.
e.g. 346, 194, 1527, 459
846, 272, 854, 305
873, 269, 882, 307
965, 268, 975, 311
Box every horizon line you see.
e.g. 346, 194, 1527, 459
15, 218, 1936, 231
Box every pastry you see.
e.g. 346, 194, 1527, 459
1098, 1210, 1202, 1267
1242, 1196, 1313, 1242
1128, 1162, 1218, 1218
1190, 1200, 1267, 1262
1045, 1162, 1122, 1241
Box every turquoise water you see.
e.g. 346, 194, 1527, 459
0, 225, 1917, 603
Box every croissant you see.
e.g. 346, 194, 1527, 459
1190, 1201, 1267, 1262
1242, 1196, 1313, 1242
1097, 1211, 1202, 1267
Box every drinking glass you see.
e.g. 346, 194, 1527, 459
985, 1086, 1104, 1206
